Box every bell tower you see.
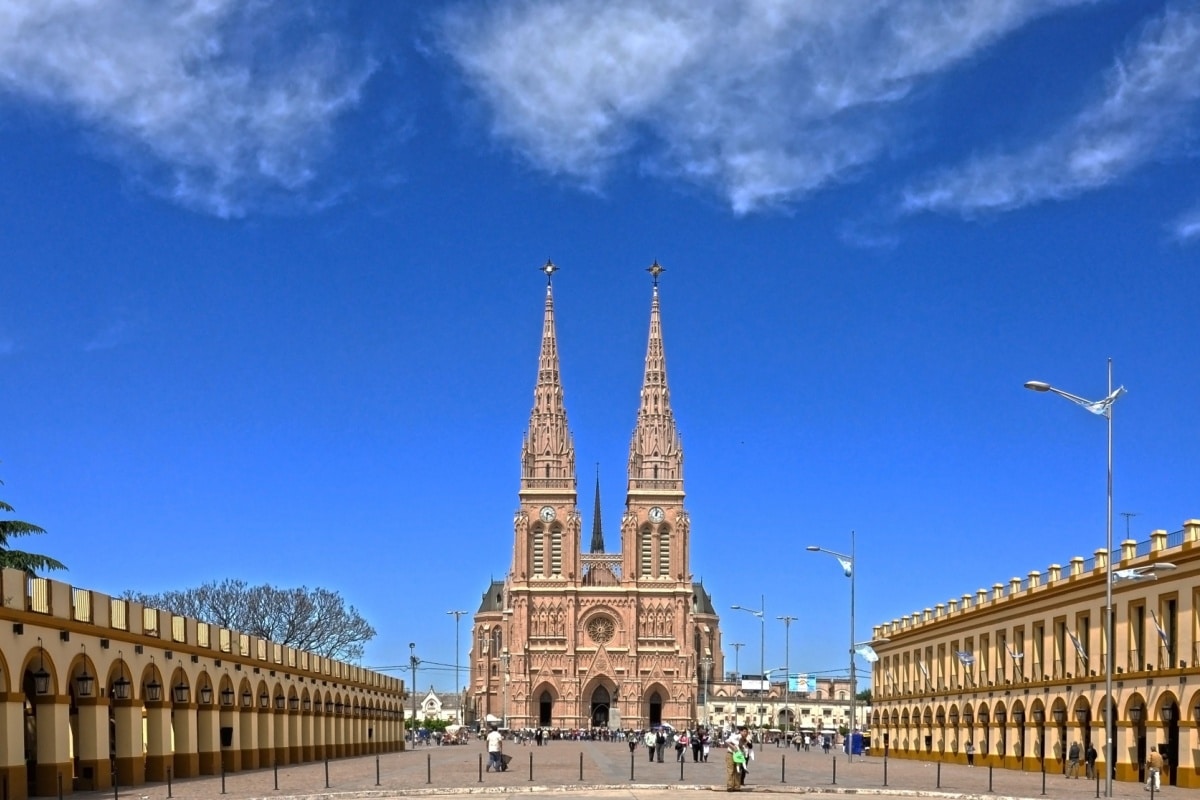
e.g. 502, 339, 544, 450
623, 261, 688, 583
514, 259, 580, 583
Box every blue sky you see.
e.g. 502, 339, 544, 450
2, 0, 1199, 697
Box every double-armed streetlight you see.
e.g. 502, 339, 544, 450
1024, 360, 1124, 797
731, 596, 766, 726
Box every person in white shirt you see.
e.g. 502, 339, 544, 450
486, 727, 504, 772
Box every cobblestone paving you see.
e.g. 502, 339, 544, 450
74, 741, 1164, 800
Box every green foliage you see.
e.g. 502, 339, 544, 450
0, 480, 67, 575
418, 717, 450, 733
126, 578, 376, 661
856, 688, 872, 703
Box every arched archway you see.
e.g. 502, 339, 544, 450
647, 690, 663, 727
590, 686, 610, 728
539, 690, 554, 727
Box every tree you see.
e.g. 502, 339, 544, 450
0, 479, 67, 574
126, 579, 376, 661
856, 688, 872, 703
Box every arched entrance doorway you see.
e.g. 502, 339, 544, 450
590, 686, 610, 728
538, 691, 553, 727
648, 691, 662, 727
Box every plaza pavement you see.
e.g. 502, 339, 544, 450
76, 740, 1163, 800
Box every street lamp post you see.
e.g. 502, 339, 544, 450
731, 596, 766, 729
1024, 360, 1125, 798
731, 643, 745, 682
501, 608, 512, 729
408, 642, 419, 741
701, 657, 713, 727
447, 610, 467, 725
807, 532, 858, 758
778, 616, 797, 737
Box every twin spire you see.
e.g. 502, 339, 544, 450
519, 259, 682, 496
519, 260, 575, 486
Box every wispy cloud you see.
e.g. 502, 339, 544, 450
83, 320, 131, 353
1173, 207, 1200, 242
902, 3, 1200, 217
0, 1, 375, 216
438, 0, 1092, 214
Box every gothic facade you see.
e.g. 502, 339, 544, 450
471, 263, 723, 731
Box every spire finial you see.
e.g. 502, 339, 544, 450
541, 258, 558, 286
647, 259, 664, 286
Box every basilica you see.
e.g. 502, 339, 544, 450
470, 261, 724, 731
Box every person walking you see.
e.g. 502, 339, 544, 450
1146, 747, 1164, 791
1085, 742, 1098, 780
692, 728, 703, 762
485, 726, 504, 773
644, 729, 656, 762
1068, 741, 1081, 778
966, 741, 975, 766
655, 728, 667, 762
675, 731, 688, 762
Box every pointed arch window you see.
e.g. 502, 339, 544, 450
657, 526, 670, 577
550, 529, 563, 576
531, 526, 545, 576
639, 526, 652, 577
492, 627, 503, 655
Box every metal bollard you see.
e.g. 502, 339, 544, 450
989, 765, 993, 792
832, 756, 837, 785
580, 751, 584, 781
630, 751, 635, 781
221, 757, 226, 795
781, 754, 786, 784
1041, 757, 1046, 795
324, 757, 330, 789
167, 766, 173, 798
273, 757, 278, 791
479, 753, 483, 782
1150, 779, 1156, 800
427, 752, 431, 784
1095, 767, 1100, 799
529, 751, 533, 781
937, 761, 941, 788
376, 754, 381, 786
679, 756, 684, 781
884, 750, 889, 786
57, 772, 62, 800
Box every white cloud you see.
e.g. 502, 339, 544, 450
438, 0, 1092, 213
0, 0, 374, 216
1173, 207, 1200, 242
903, 3, 1200, 216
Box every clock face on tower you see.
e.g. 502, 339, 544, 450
539, 506, 556, 523
648, 506, 665, 524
